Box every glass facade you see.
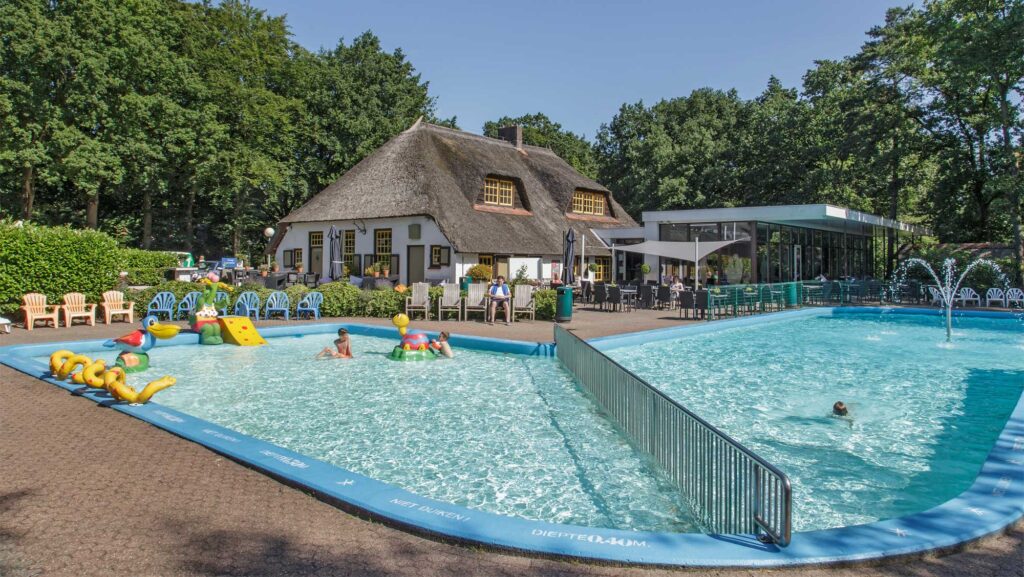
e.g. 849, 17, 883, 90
662, 220, 883, 284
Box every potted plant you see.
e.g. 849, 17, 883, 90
380, 261, 390, 278
296, 262, 305, 274
372, 262, 381, 278
364, 265, 375, 277
271, 261, 280, 273
259, 264, 269, 277
638, 262, 651, 283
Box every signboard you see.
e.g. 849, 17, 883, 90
220, 257, 238, 269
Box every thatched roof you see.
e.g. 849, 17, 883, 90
279, 121, 636, 256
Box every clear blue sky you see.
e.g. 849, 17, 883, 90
249, 0, 900, 139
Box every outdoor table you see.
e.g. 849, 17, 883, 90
740, 290, 759, 314
802, 283, 823, 304
708, 291, 731, 319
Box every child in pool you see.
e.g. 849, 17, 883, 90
430, 331, 454, 358
316, 328, 353, 359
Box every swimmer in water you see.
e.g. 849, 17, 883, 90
316, 328, 353, 359
832, 401, 848, 416
430, 331, 454, 358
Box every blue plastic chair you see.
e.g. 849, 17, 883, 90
146, 291, 176, 320
176, 291, 201, 320
215, 291, 231, 316
233, 291, 261, 320
296, 291, 322, 319
264, 291, 290, 320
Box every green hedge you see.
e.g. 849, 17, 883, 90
534, 289, 556, 320
119, 247, 181, 286
0, 223, 122, 315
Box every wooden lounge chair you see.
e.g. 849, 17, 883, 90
101, 290, 135, 324
512, 284, 535, 321
61, 292, 96, 327
405, 282, 430, 320
436, 284, 463, 321
21, 293, 60, 330
464, 283, 488, 322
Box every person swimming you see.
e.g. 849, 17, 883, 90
316, 328, 353, 359
431, 331, 454, 358
832, 401, 848, 416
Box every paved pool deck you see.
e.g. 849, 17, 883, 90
1, 310, 1022, 576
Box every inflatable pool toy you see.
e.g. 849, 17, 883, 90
219, 316, 267, 346
48, 350, 174, 404
103, 315, 181, 373
388, 313, 439, 361
190, 275, 233, 345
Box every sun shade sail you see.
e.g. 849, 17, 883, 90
610, 240, 740, 263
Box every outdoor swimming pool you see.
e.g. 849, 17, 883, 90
601, 311, 1024, 531
4, 308, 1023, 566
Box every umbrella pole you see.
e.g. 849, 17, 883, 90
694, 237, 699, 292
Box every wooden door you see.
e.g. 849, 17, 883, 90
407, 245, 425, 284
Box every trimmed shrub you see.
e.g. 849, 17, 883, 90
126, 281, 203, 313
365, 287, 406, 318
466, 264, 491, 282
318, 282, 369, 317
534, 289, 556, 320
118, 247, 180, 286
0, 223, 121, 315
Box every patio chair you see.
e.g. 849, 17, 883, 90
464, 283, 488, 321
677, 290, 694, 319
146, 291, 176, 320
694, 290, 709, 320
656, 286, 672, 309
61, 292, 96, 327
101, 291, 135, 324
593, 283, 607, 311
638, 285, 655, 309
927, 286, 944, 306
512, 285, 535, 321
285, 272, 299, 287
264, 291, 290, 320
303, 272, 319, 288
984, 287, 1006, 308
606, 285, 628, 312
956, 287, 981, 307
405, 282, 430, 320
176, 291, 201, 320
296, 291, 323, 319
1005, 288, 1024, 308
21, 293, 60, 330
760, 285, 783, 312
234, 291, 261, 320
0, 316, 10, 334
437, 284, 463, 321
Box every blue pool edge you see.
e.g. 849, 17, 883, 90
0, 312, 1019, 568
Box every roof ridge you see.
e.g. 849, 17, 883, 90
418, 122, 557, 155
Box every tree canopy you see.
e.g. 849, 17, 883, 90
2, 0, 1021, 276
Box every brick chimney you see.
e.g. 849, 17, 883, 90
497, 125, 523, 150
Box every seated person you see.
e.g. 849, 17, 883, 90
431, 331, 454, 358
488, 276, 512, 325
316, 328, 353, 359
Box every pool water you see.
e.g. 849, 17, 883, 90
605, 312, 1024, 531
52, 334, 697, 533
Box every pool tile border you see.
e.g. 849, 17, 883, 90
0, 313, 1022, 567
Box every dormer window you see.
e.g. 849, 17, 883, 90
483, 177, 515, 207
572, 190, 606, 216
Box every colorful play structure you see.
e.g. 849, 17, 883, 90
190, 275, 267, 346
388, 313, 441, 361
103, 315, 182, 372
49, 349, 176, 404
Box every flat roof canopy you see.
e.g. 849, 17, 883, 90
641, 204, 930, 236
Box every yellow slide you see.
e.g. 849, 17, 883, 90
218, 316, 267, 346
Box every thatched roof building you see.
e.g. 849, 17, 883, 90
279, 119, 635, 257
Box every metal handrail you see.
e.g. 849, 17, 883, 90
554, 325, 792, 545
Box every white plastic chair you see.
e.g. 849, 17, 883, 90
984, 288, 1006, 308
512, 284, 535, 322
927, 286, 944, 307
956, 287, 981, 307
1005, 288, 1024, 308
405, 282, 431, 320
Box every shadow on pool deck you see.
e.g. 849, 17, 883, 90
1, 309, 1022, 576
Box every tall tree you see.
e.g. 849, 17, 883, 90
483, 113, 598, 179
